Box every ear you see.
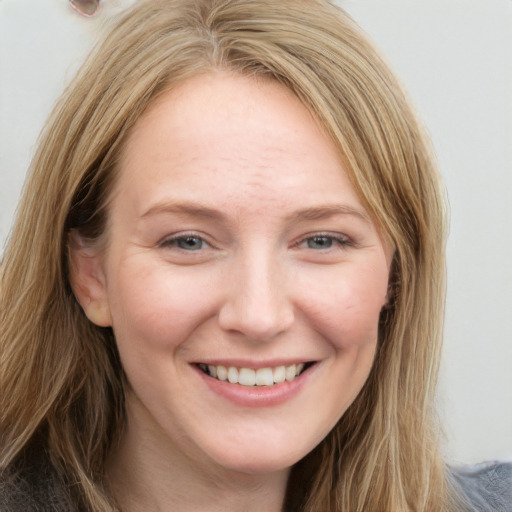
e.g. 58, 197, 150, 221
68, 231, 112, 327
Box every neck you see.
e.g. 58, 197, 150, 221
106, 396, 289, 512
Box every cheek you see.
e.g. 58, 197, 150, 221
107, 259, 218, 350
299, 262, 389, 349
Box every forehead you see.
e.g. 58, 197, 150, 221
114, 72, 363, 218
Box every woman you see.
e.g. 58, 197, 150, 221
1, 1, 510, 511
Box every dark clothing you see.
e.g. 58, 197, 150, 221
1, 448, 76, 512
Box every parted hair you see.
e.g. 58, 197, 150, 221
1, 1, 455, 510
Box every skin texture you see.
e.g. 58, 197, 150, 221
70, 72, 394, 512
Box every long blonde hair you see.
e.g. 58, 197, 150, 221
1, 1, 454, 510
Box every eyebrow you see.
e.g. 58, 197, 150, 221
286, 205, 371, 224
141, 201, 225, 221
141, 201, 371, 224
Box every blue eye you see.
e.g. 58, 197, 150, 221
177, 236, 204, 250
306, 236, 335, 249
161, 235, 207, 251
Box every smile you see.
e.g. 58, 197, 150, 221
197, 363, 311, 387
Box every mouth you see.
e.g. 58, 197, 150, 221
196, 362, 314, 387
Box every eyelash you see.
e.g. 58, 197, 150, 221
158, 232, 354, 253
158, 232, 213, 251
295, 232, 354, 251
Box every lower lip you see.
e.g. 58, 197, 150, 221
195, 365, 315, 408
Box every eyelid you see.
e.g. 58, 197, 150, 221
294, 231, 355, 249
157, 230, 356, 250
158, 231, 215, 249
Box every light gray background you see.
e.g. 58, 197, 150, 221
1, 0, 511, 464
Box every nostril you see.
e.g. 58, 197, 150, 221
69, 0, 101, 17
218, 305, 294, 342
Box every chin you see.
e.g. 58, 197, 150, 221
204, 435, 316, 476
217, 454, 298, 476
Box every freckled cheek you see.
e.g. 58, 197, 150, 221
108, 265, 218, 350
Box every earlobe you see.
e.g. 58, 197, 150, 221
83, 300, 112, 328
68, 231, 112, 327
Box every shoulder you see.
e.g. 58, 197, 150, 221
449, 460, 512, 512
1, 448, 76, 512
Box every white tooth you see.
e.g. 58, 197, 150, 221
285, 365, 296, 381
295, 363, 305, 376
227, 366, 239, 384
255, 367, 274, 386
217, 365, 228, 381
208, 365, 217, 378
273, 366, 286, 383
238, 368, 256, 386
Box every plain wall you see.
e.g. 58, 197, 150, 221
1, 0, 511, 464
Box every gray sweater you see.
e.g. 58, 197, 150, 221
451, 460, 512, 512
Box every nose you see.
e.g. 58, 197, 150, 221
217, 250, 295, 342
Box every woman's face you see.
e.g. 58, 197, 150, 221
76, 72, 393, 477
